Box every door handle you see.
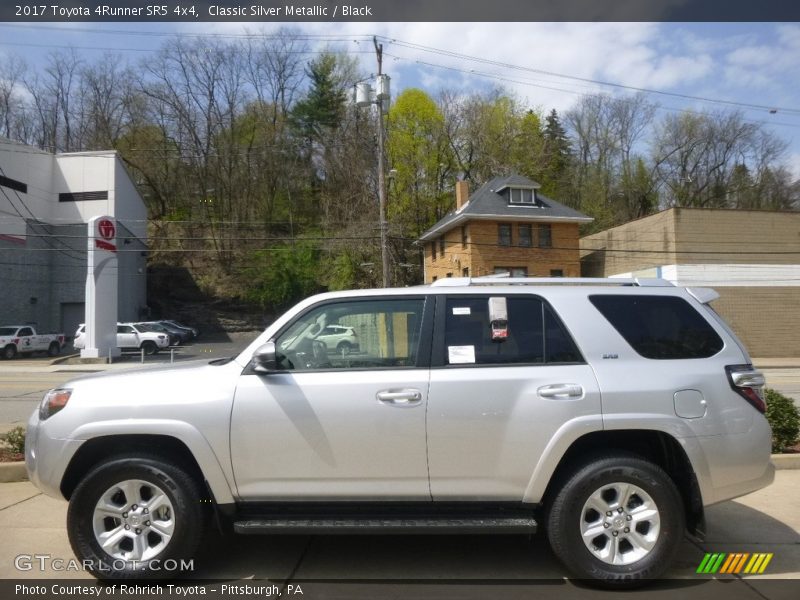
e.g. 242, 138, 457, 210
377, 389, 422, 406
538, 384, 584, 399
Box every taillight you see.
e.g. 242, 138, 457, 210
725, 364, 766, 413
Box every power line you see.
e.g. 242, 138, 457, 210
379, 36, 800, 116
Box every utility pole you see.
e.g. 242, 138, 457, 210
374, 36, 390, 288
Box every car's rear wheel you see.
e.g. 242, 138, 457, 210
140, 341, 157, 355
48, 342, 61, 357
67, 456, 205, 580
546, 454, 685, 588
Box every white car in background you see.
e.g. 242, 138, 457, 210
73, 323, 170, 355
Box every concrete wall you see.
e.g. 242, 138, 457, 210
425, 220, 581, 282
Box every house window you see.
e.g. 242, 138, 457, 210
550, 269, 564, 277
538, 224, 552, 248
439, 236, 446, 256
498, 224, 512, 246
509, 188, 535, 204
518, 224, 532, 247
494, 267, 528, 278
461, 225, 468, 249
462, 267, 469, 277
431, 242, 437, 261
432, 275, 438, 282
446, 272, 453, 278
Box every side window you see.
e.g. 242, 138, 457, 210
444, 296, 583, 366
117, 325, 134, 334
274, 298, 425, 371
18, 327, 33, 336
589, 295, 724, 359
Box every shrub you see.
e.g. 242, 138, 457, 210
765, 388, 800, 453
0, 426, 26, 454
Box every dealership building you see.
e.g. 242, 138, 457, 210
0, 137, 148, 338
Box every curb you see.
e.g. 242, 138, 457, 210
49, 352, 79, 365
772, 454, 800, 470
0, 461, 26, 483
0, 454, 798, 485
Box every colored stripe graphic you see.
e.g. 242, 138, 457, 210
699, 552, 773, 574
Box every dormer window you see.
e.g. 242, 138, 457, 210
508, 188, 537, 205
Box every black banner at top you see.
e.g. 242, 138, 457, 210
1, 0, 799, 22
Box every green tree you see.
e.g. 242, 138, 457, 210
290, 53, 347, 142
387, 88, 453, 238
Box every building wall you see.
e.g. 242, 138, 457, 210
579, 207, 800, 357
580, 209, 677, 277
425, 220, 582, 282
712, 287, 800, 357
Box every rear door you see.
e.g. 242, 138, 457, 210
116, 325, 138, 349
426, 293, 602, 500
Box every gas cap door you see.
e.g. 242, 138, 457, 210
674, 389, 707, 419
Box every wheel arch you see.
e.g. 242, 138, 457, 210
533, 429, 706, 538
60, 433, 233, 506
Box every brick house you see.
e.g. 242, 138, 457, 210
418, 175, 593, 283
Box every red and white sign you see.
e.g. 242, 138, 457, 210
95, 217, 117, 252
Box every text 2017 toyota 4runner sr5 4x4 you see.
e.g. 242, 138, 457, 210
25, 277, 774, 587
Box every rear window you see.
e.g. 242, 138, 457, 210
589, 295, 724, 359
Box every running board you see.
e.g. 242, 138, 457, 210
234, 517, 537, 535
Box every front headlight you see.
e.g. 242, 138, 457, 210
39, 389, 72, 420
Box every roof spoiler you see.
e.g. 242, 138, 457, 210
686, 287, 720, 304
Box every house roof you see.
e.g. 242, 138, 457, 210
418, 174, 593, 242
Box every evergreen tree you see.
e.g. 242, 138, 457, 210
290, 54, 346, 142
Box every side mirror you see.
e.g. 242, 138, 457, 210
253, 342, 278, 373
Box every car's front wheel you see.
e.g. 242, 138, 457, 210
67, 456, 205, 580
546, 454, 685, 587
140, 341, 158, 355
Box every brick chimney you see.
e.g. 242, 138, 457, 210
455, 180, 469, 210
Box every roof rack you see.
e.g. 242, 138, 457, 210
430, 276, 675, 287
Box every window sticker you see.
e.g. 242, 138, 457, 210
448, 345, 476, 364
452, 307, 471, 315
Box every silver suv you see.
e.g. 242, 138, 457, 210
25, 277, 774, 586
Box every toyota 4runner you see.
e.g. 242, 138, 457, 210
25, 277, 774, 587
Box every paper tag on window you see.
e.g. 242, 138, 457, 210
448, 345, 475, 364
452, 307, 471, 315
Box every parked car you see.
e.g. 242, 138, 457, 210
317, 324, 359, 353
73, 323, 170, 355
138, 322, 188, 345
161, 320, 199, 339
26, 277, 774, 586
0, 325, 65, 359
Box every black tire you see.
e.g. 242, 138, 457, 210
140, 341, 157, 356
3, 344, 17, 360
48, 342, 61, 357
546, 454, 685, 588
67, 456, 205, 580
336, 341, 352, 354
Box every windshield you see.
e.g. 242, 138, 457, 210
0, 327, 17, 336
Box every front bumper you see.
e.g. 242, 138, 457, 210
25, 411, 84, 500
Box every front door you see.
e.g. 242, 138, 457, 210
231, 296, 433, 500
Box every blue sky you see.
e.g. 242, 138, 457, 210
1, 21, 798, 177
